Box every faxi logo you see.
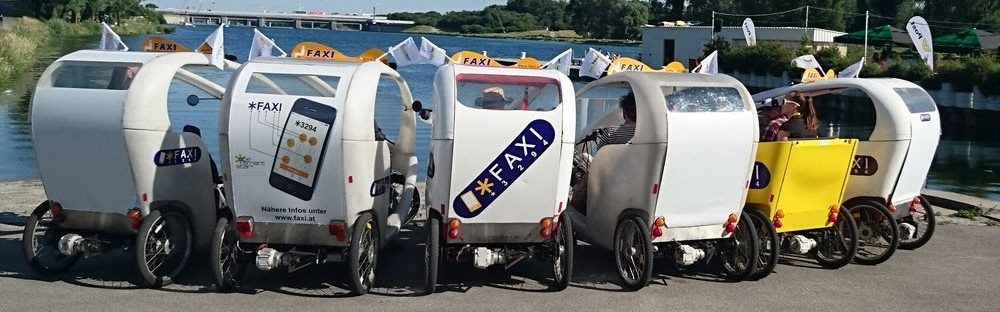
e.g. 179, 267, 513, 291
154, 147, 201, 167
461, 57, 492, 66
452, 119, 556, 218
619, 64, 645, 72
749, 162, 771, 189
306, 49, 338, 59
851, 155, 879, 176
248, 101, 282, 112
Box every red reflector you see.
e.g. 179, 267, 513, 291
128, 208, 142, 229
769, 194, 775, 202
448, 228, 459, 240
652, 184, 660, 194
828, 213, 838, 224
235, 217, 254, 239
440, 204, 445, 213
651, 226, 663, 238
557, 202, 563, 213
773, 218, 783, 228
142, 193, 148, 202
328, 221, 346, 241
539, 227, 552, 238
50, 202, 63, 215
724, 222, 737, 233
888, 204, 897, 212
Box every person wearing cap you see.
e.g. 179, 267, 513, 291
777, 93, 820, 140
475, 86, 514, 110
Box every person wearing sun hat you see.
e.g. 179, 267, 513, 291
475, 86, 514, 110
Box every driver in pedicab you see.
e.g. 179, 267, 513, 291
569, 92, 637, 213
476, 86, 515, 110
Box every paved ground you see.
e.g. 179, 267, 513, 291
1, 214, 998, 312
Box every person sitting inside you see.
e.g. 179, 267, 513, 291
475, 86, 513, 110
570, 92, 637, 214
777, 93, 820, 140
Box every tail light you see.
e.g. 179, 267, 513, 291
773, 209, 784, 229
909, 197, 921, 213
51, 202, 66, 224
773, 218, 783, 229
127, 208, 142, 229
539, 217, 553, 238
328, 220, 346, 242
724, 213, 738, 234
886, 194, 896, 212
828, 205, 840, 224
235, 216, 254, 239
447, 218, 461, 240
651, 217, 665, 238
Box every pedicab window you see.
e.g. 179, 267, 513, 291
662, 87, 745, 112
894, 88, 937, 113
245, 73, 341, 97
50, 62, 143, 90
455, 74, 561, 111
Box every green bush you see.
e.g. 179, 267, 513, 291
982, 67, 1000, 96
723, 42, 795, 76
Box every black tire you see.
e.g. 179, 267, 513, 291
613, 216, 653, 291
850, 202, 899, 265
423, 216, 440, 295
720, 211, 760, 281
210, 218, 248, 292
347, 212, 379, 295
746, 208, 779, 280
899, 195, 936, 250
550, 213, 574, 290
813, 210, 859, 269
135, 209, 193, 288
22, 201, 79, 276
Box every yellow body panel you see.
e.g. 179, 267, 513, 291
747, 139, 858, 233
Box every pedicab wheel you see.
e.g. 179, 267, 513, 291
899, 195, 935, 250
22, 201, 80, 276
550, 213, 574, 291
850, 203, 899, 265
613, 216, 653, 291
720, 211, 760, 281
813, 210, 859, 269
211, 218, 249, 292
135, 209, 193, 288
347, 212, 379, 295
745, 208, 779, 281
423, 216, 440, 295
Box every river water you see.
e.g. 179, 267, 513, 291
1, 26, 997, 200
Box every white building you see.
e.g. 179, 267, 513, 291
641, 26, 847, 69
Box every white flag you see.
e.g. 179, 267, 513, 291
580, 48, 612, 79
906, 16, 934, 68
202, 25, 225, 69
248, 28, 286, 59
388, 37, 423, 67
838, 57, 865, 78
742, 18, 757, 47
99, 22, 128, 51
792, 54, 823, 72
542, 49, 573, 76
694, 50, 719, 74
420, 37, 450, 67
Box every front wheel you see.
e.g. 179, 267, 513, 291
135, 209, 193, 288
746, 208, 779, 280
720, 212, 760, 281
899, 195, 936, 250
347, 212, 379, 295
210, 218, 248, 292
423, 216, 440, 295
850, 203, 899, 265
550, 213, 574, 290
813, 211, 859, 269
22, 201, 79, 276
613, 216, 653, 291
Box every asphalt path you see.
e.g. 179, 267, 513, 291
0, 218, 998, 312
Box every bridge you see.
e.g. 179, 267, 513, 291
157, 8, 415, 32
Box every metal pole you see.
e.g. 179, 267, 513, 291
863, 10, 869, 55
805, 6, 810, 29
710, 11, 715, 40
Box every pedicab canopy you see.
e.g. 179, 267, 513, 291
451, 51, 543, 68
288, 41, 390, 63
605, 57, 687, 76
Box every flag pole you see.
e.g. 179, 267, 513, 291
863, 10, 869, 56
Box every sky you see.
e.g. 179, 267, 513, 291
147, 0, 508, 14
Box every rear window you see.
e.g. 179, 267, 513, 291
246, 73, 341, 98
456, 74, 561, 111
663, 87, 746, 112
50, 62, 143, 90
894, 88, 937, 113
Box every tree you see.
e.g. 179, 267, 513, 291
507, 0, 570, 30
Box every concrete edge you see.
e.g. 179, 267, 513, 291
921, 188, 1000, 222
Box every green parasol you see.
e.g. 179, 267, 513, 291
933, 28, 1000, 53
833, 25, 912, 46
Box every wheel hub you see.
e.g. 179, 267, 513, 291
858, 224, 874, 241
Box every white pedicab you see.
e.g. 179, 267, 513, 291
568, 71, 760, 290
216, 53, 420, 295
25, 50, 230, 287
753, 78, 941, 263
421, 54, 576, 293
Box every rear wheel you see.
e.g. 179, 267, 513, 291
720, 212, 759, 281
613, 216, 653, 291
899, 195, 935, 250
814, 211, 859, 269
135, 209, 193, 288
746, 208, 779, 280
850, 203, 899, 265
210, 218, 248, 292
423, 216, 440, 295
22, 201, 79, 276
347, 212, 379, 295
550, 213, 574, 290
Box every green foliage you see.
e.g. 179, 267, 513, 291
568, 0, 649, 40
0, 18, 50, 86
507, 0, 570, 30
18, 0, 163, 26
952, 206, 983, 220
722, 42, 795, 75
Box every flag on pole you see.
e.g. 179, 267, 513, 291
249, 28, 286, 59
694, 50, 719, 74
420, 37, 450, 66
99, 22, 128, 51
791, 54, 823, 72
542, 49, 573, 76
199, 25, 225, 69
838, 57, 865, 78
388, 37, 423, 67
742, 18, 757, 47
580, 48, 612, 79
906, 16, 934, 69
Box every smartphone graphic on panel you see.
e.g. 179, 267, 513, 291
269, 98, 336, 200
